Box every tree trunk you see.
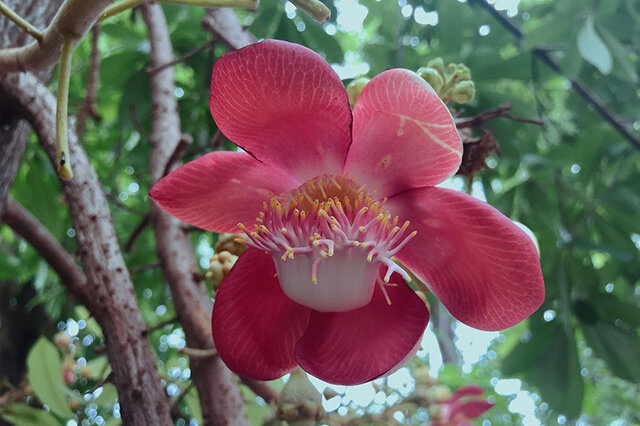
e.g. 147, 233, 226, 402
0, 0, 63, 217
141, 5, 249, 425
1, 71, 173, 425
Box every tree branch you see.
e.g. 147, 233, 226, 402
141, 4, 249, 425
0, 0, 115, 73
0, 71, 172, 425
1, 198, 94, 311
201, 8, 256, 50
455, 103, 543, 129
468, 0, 640, 151
76, 25, 101, 137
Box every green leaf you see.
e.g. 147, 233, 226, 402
583, 321, 640, 382
86, 356, 111, 380
183, 386, 202, 423
0, 403, 60, 426
576, 14, 613, 74
300, 15, 344, 63
528, 323, 584, 418
26, 338, 73, 419
95, 383, 119, 407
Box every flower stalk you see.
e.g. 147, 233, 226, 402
289, 0, 331, 22
56, 36, 74, 180
98, 0, 258, 23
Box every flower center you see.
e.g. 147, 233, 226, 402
238, 175, 416, 312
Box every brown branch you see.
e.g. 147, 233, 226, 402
147, 39, 215, 74
0, 0, 115, 73
124, 213, 151, 253
141, 4, 249, 425
468, 0, 640, 151
201, 8, 256, 50
0, 71, 172, 425
455, 103, 543, 129
241, 378, 279, 405
129, 261, 161, 274
75, 25, 102, 137
0, 385, 31, 407
143, 316, 179, 336
1, 198, 95, 310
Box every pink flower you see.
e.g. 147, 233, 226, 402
434, 385, 494, 426
150, 40, 544, 385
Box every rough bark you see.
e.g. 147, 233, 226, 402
201, 8, 255, 50
0, 72, 172, 425
141, 5, 249, 425
0, 0, 63, 218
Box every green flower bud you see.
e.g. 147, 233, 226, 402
417, 67, 444, 94
451, 80, 476, 104
346, 77, 370, 108
426, 57, 445, 75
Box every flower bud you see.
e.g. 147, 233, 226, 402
277, 368, 325, 426
426, 57, 445, 75
417, 67, 444, 94
451, 80, 475, 104
346, 77, 370, 108
54, 332, 72, 350
206, 250, 239, 291
62, 359, 77, 385
214, 233, 248, 256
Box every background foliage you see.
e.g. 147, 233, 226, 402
1, 0, 639, 424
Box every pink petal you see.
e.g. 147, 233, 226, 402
450, 384, 485, 401
452, 400, 494, 419
149, 151, 297, 233
344, 69, 462, 197
387, 187, 544, 331
210, 39, 352, 181
211, 248, 311, 380
294, 272, 428, 385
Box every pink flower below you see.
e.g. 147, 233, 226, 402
435, 384, 494, 426
150, 39, 545, 385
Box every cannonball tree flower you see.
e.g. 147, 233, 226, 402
150, 40, 544, 385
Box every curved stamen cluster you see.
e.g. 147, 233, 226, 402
238, 175, 416, 309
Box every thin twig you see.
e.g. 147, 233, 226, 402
88, 373, 113, 394
147, 39, 215, 74
124, 213, 151, 253
76, 25, 102, 137
455, 103, 544, 129
0, 0, 43, 41
129, 261, 161, 274
105, 193, 147, 216
162, 134, 193, 177
143, 316, 179, 336
177, 347, 218, 358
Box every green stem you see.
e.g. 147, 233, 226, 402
290, 0, 331, 22
98, 0, 258, 23
56, 37, 74, 181
0, 0, 44, 41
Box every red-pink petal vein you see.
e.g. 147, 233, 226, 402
210, 39, 352, 181
345, 69, 462, 197
387, 187, 544, 331
295, 272, 428, 385
150, 151, 298, 233
212, 248, 311, 380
